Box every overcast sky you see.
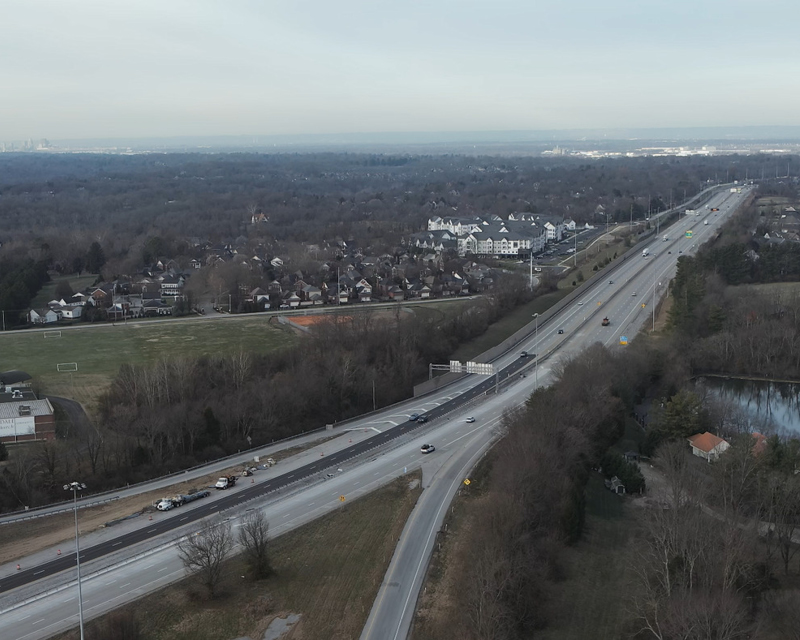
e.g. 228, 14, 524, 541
2, 0, 798, 141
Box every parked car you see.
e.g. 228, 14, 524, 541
466, 417, 475, 423
420, 444, 435, 454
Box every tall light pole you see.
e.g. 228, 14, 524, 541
64, 481, 86, 640
532, 313, 539, 390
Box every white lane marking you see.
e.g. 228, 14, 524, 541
32, 619, 45, 626
307, 502, 315, 506
180, 517, 188, 521
353, 481, 361, 486
20, 615, 30, 620
282, 514, 289, 518
119, 582, 131, 588
141, 564, 153, 570
112, 541, 122, 547
105, 580, 117, 585
287, 474, 294, 479
62, 597, 75, 603
158, 567, 168, 572
147, 528, 157, 533
33, 570, 44, 575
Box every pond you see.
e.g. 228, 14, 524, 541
696, 377, 800, 437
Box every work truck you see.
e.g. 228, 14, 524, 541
215, 475, 238, 490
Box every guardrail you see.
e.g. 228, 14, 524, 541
0, 185, 735, 523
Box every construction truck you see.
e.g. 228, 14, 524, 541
156, 490, 210, 511
215, 475, 238, 490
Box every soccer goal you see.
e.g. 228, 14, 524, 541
56, 363, 78, 372
43, 330, 62, 339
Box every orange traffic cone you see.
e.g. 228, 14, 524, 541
320, 452, 324, 456
57, 549, 61, 556
349, 439, 352, 443
16, 564, 21, 571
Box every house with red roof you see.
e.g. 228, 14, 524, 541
687, 432, 730, 462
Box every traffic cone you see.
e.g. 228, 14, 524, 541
349, 439, 352, 443
57, 549, 61, 556
320, 452, 324, 456
16, 564, 20, 571
149, 514, 153, 521
251, 477, 254, 484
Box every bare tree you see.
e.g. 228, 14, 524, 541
177, 519, 233, 597
238, 510, 272, 579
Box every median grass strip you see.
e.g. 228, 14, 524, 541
56, 471, 422, 640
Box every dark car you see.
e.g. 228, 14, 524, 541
417, 416, 428, 424
520, 351, 528, 358
558, 329, 564, 334
420, 444, 435, 454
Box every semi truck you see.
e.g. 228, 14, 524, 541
156, 490, 211, 511
215, 475, 238, 490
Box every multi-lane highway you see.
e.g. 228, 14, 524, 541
0, 185, 750, 640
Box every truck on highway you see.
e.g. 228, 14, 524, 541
215, 475, 238, 490
663, 235, 668, 242
156, 490, 211, 511
642, 247, 650, 258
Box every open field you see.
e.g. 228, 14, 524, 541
56, 471, 422, 640
0, 315, 297, 405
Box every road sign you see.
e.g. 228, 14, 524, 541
685, 230, 693, 238
339, 495, 346, 502
463, 479, 471, 486
641, 303, 646, 308
449, 360, 463, 373
466, 361, 494, 375
619, 336, 628, 345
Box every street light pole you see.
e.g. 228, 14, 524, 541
64, 481, 87, 640
535, 314, 539, 389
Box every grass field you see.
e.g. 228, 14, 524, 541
29, 274, 98, 309
56, 472, 422, 640
0, 316, 296, 408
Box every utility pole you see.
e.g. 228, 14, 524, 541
372, 380, 376, 411
64, 481, 87, 640
533, 313, 539, 390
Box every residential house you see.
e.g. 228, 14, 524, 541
29, 308, 59, 324
59, 305, 83, 320
160, 274, 184, 298
687, 432, 730, 461
250, 288, 269, 305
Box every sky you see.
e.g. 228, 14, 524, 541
2, 0, 798, 141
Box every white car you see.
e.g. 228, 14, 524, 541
632, 292, 637, 297
420, 444, 436, 454
466, 417, 475, 423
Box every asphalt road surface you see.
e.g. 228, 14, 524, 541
0, 186, 750, 640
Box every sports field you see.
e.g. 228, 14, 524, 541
0, 315, 296, 407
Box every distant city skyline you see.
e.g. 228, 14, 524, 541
3, 0, 799, 141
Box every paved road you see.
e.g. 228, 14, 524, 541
0, 185, 750, 639
359, 186, 752, 640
